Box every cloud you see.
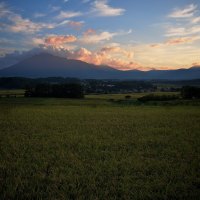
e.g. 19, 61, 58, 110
52, 43, 136, 70
69, 47, 93, 61
68, 21, 84, 29
57, 20, 84, 29
44, 35, 77, 46
82, 0, 91, 3
31, 37, 138, 70
101, 46, 134, 58
8, 15, 56, 33
32, 36, 78, 51
165, 4, 200, 38
0, 3, 57, 34
36, 30, 117, 45
150, 36, 200, 48
91, 0, 125, 17
168, 4, 197, 18
80, 31, 117, 43
150, 44, 161, 48
80, 29, 131, 44
33, 13, 46, 18
57, 11, 82, 19
0, 48, 16, 57
0, 2, 11, 17
83, 29, 96, 36
49, 5, 61, 12
101, 46, 121, 52
32, 38, 46, 46
66, 47, 137, 70
58, 20, 70, 26
165, 25, 200, 37
31, 29, 134, 68
191, 16, 200, 24
0, 48, 29, 68
0, 38, 15, 46
165, 36, 200, 45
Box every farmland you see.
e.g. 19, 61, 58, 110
0, 93, 200, 199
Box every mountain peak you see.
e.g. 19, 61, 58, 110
34, 52, 54, 57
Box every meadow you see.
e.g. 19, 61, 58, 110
0, 93, 200, 199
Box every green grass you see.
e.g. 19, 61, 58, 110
0, 89, 24, 95
0, 89, 24, 97
0, 96, 200, 199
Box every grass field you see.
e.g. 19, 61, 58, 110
0, 89, 24, 97
86, 92, 180, 100
0, 95, 200, 199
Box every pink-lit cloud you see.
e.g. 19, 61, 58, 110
68, 21, 84, 29
101, 46, 134, 58
83, 29, 96, 36
66, 47, 141, 70
165, 36, 200, 45
150, 36, 200, 48
45, 35, 77, 46
31, 32, 144, 70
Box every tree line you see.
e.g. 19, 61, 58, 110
181, 86, 200, 99
138, 86, 200, 102
25, 83, 84, 98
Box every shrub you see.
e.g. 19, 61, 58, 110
125, 95, 131, 99
138, 94, 179, 102
181, 86, 200, 99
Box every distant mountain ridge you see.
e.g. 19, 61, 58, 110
0, 53, 200, 80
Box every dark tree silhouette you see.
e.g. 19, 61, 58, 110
138, 94, 179, 102
181, 86, 200, 99
25, 83, 84, 98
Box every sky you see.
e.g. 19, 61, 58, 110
0, 0, 200, 70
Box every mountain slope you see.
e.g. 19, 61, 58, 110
0, 53, 200, 80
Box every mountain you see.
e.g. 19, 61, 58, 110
124, 66, 200, 80
0, 46, 71, 69
0, 53, 200, 80
0, 53, 121, 79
